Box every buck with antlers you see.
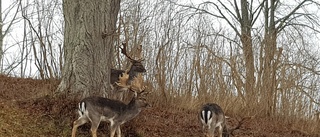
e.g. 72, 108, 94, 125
110, 43, 146, 93
72, 73, 149, 137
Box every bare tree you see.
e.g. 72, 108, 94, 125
0, 0, 21, 73
16, 0, 63, 79
57, 0, 121, 97
172, 0, 320, 116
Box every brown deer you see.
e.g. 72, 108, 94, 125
72, 73, 149, 137
110, 43, 146, 93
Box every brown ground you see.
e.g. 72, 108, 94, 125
0, 75, 319, 137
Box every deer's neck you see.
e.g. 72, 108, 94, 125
117, 98, 141, 122
127, 69, 138, 80
127, 98, 138, 107
126, 98, 142, 112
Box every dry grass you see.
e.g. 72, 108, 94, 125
0, 75, 319, 137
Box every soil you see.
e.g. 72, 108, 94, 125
0, 75, 318, 137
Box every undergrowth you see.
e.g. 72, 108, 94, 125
0, 75, 319, 137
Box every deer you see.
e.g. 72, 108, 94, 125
110, 43, 146, 97
72, 73, 149, 137
199, 103, 228, 137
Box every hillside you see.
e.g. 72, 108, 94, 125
0, 75, 318, 137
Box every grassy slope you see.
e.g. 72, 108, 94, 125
0, 75, 319, 137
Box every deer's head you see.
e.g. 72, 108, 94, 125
129, 60, 146, 73
110, 43, 146, 92
116, 73, 150, 107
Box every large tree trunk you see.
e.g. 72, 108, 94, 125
57, 0, 120, 98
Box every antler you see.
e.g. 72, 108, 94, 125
120, 43, 144, 62
115, 72, 147, 94
120, 43, 135, 61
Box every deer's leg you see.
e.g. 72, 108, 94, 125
222, 125, 229, 137
116, 125, 121, 137
110, 125, 116, 137
207, 127, 215, 137
72, 117, 88, 137
217, 125, 223, 137
91, 127, 98, 137
90, 118, 101, 137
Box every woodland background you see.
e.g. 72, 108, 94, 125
1, 0, 320, 136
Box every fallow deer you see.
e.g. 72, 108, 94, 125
200, 103, 228, 137
110, 43, 146, 95
72, 73, 149, 137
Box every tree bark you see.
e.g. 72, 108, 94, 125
240, 0, 256, 105
57, 0, 120, 98
261, 0, 278, 116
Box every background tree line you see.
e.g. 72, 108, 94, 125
1, 0, 320, 127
